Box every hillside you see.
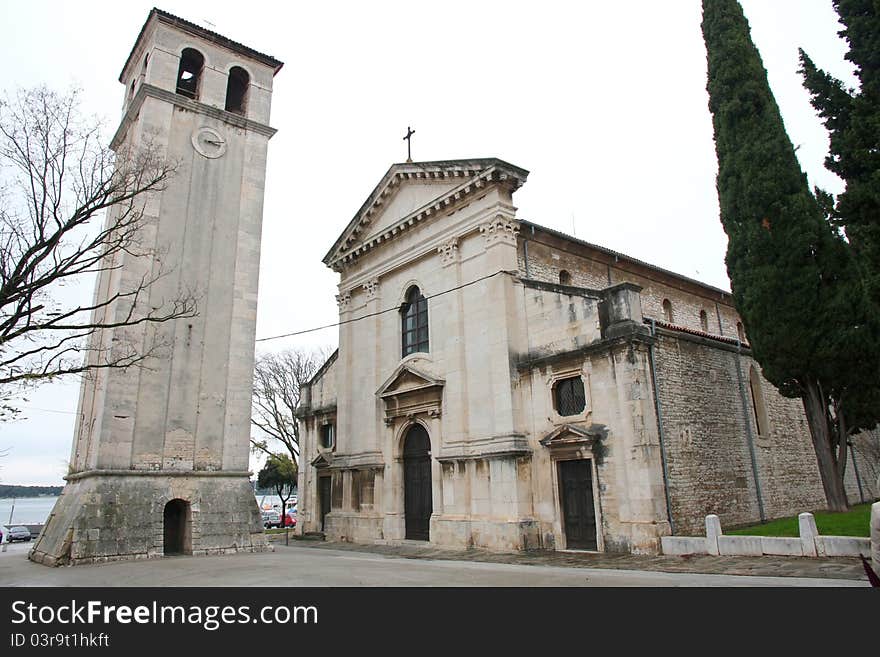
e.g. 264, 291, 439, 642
0, 484, 63, 498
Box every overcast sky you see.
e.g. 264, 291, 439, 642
0, 0, 857, 485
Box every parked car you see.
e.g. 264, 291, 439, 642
281, 509, 296, 528
7, 526, 31, 542
261, 510, 281, 529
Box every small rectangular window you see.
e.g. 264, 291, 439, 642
321, 424, 335, 449
554, 377, 586, 416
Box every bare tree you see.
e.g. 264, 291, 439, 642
251, 347, 330, 463
0, 87, 196, 408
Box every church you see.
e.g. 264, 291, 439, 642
295, 157, 870, 554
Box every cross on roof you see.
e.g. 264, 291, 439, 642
403, 126, 415, 163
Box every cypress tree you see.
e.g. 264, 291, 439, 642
701, 0, 880, 511
799, 1, 880, 307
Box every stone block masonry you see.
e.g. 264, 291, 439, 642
29, 9, 281, 565
872, 502, 879, 577
30, 473, 269, 566
651, 331, 868, 534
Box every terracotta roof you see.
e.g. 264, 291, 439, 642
646, 317, 749, 348
119, 7, 283, 82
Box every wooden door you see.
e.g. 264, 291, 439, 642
318, 476, 331, 531
558, 459, 597, 550
403, 425, 432, 541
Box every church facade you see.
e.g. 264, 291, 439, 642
296, 158, 870, 554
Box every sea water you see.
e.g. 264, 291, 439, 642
0, 496, 58, 525
0, 493, 295, 527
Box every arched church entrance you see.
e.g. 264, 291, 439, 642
163, 499, 192, 555
403, 424, 432, 541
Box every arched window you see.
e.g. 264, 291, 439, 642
559, 270, 571, 286
401, 286, 428, 357
225, 66, 249, 115
736, 321, 746, 343
662, 299, 674, 323
699, 309, 709, 333
748, 365, 770, 438
176, 48, 204, 100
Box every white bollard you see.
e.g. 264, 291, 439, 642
705, 514, 722, 556
799, 512, 819, 557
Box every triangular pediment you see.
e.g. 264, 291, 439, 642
310, 451, 333, 468
323, 158, 529, 270
540, 423, 606, 447
361, 179, 460, 241
377, 363, 445, 399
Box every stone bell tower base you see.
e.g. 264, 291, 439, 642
30, 473, 268, 566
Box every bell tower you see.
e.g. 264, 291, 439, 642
30, 9, 283, 565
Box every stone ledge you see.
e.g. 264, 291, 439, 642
65, 469, 252, 481
515, 331, 654, 371
661, 512, 875, 559
660, 536, 707, 556
111, 83, 277, 149
815, 536, 871, 557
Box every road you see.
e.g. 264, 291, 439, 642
0, 541, 866, 587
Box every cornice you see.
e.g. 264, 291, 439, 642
111, 83, 277, 149
437, 433, 531, 462
65, 469, 252, 481
337, 200, 517, 292
120, 8, 283, 83
324, 159, 528, 270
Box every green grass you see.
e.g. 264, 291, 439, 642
727, 503, 873, 537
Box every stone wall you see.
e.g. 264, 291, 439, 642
518, 223, 744, 340
652, 330, 872, 534
519, 222, 876, 534
518, 280, 602, 359
29, 474, 267, 566
296, 353, 337, 535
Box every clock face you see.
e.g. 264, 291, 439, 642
191, 126, 227, 159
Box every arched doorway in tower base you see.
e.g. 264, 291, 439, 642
163, 498, 192, 555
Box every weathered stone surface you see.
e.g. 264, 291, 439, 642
30, 10, 280, 566
296, 163, 876, 557
717, 536, 763, 556
30, 475, 268, 565
760, 537, 803, 556
814, 536, 871, 558
660, 536, 707, 555
872, 502, 880, 577
799, 512, 819, 557
705, 514, 722, 556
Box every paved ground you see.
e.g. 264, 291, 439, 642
0, 538, 869, 587
286, 535, 868, 580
